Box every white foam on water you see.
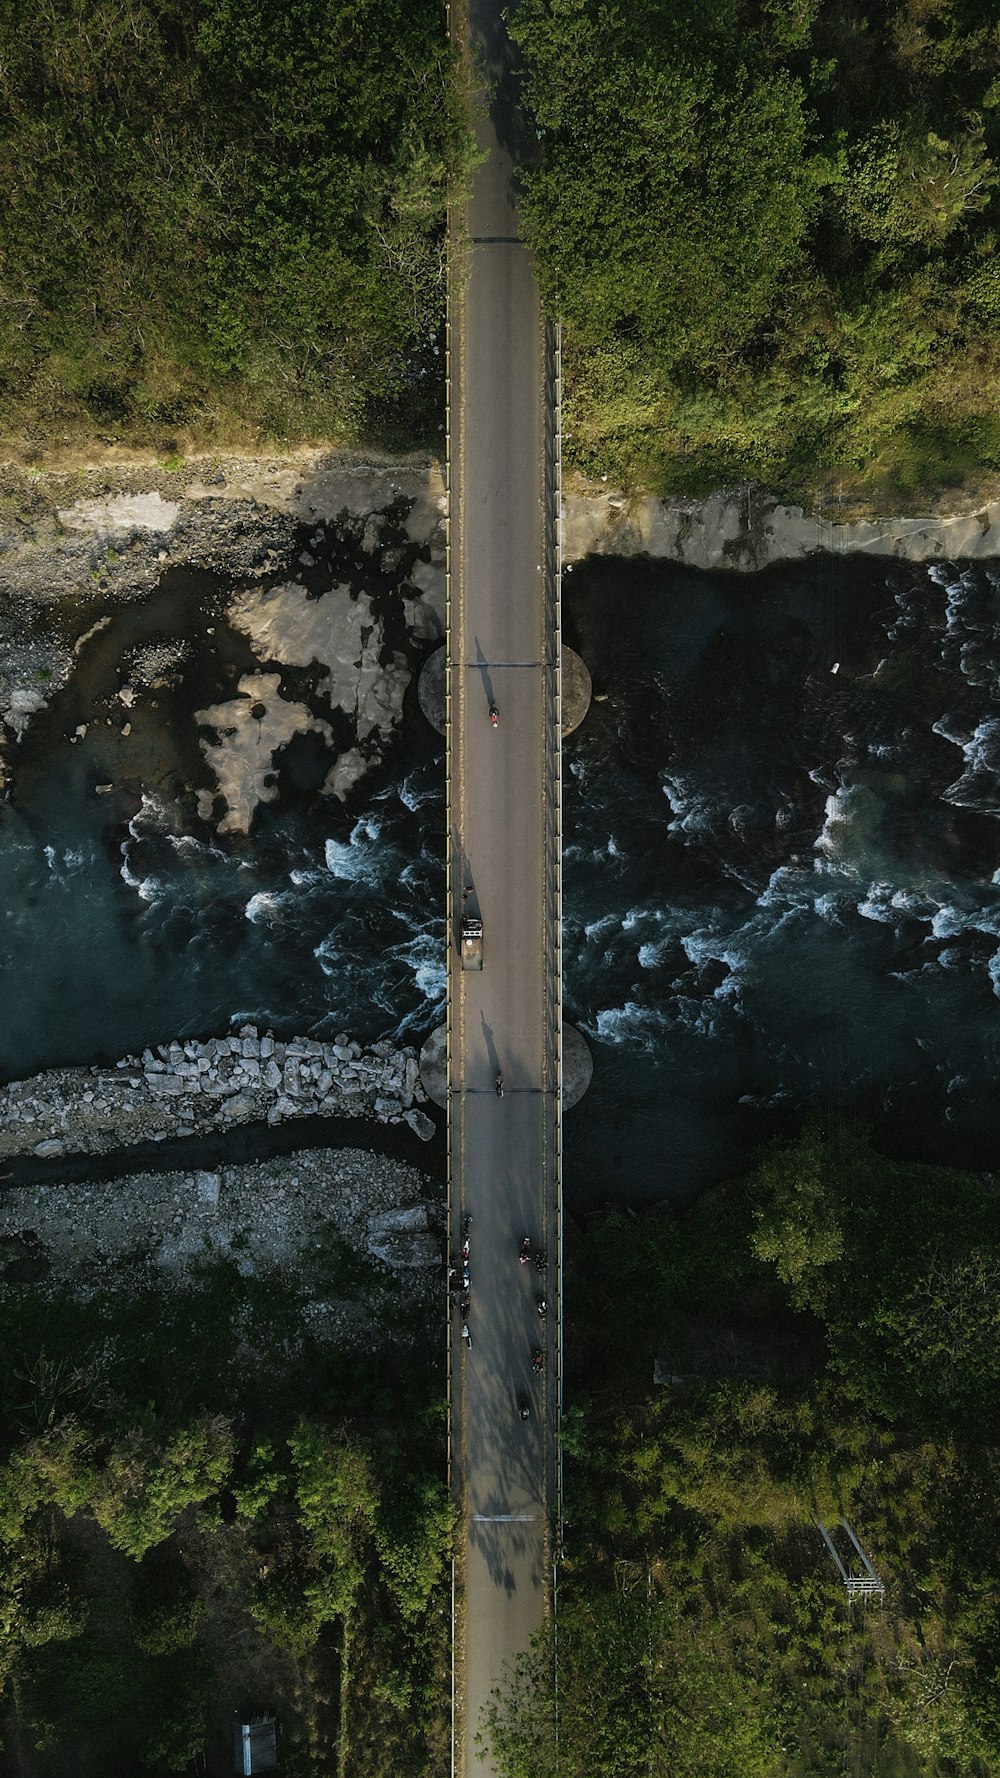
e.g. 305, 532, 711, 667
932, 714, 970, 747
583, 912, 619, 943
313, 933, 352, 979
168, 832, 228, 863
942, 717, 1000, 814
987, 948, 1000, 999
661, 770, 717, 841
680, 926, 744, 975
128, 790, 177, 841
118, 842, 161, 904
415, 958, 446, 1001
244, 891, 285, 925
324, 815, 386, 882
590, 1001, 671, 1050
814, 782, 887, 878
43, 844, 91, 877
398, 771, 438, 812
930, 900, 1000, 941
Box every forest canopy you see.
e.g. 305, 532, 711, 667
0, 0, 469, 453
508, 0, 1000, 501
0, 1244, 451, 1776
485, 1118, 1000, 1777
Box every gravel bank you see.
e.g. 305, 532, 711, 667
0, 1145, 442, 1340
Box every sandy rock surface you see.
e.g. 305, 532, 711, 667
0, 451, 446, 798
195, 672, 333, 834
563, 485, 1000, 573
56, 490, 180, 538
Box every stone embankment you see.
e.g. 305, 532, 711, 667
0, 1027, 436, 1162
562, 482, 1000, 573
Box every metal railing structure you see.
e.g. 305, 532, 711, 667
542, 316, 564, 1560
443, 4, 467, 1759
818, 1520, 886, 1604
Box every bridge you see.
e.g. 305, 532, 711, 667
445, 0, 563, 1771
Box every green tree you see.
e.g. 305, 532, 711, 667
750, 1117, 845, 1310
374, 1471, 453, 1624
0, 0, 470, 449
509, 0, 1000, 497
484, 1590, 783, 1778
93, 1415, 234, 1559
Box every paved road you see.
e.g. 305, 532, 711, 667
447, 4, 560, 1772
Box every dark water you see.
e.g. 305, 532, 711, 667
0, 544, 446, 1082
6, 545, 1000, 1205
563, 553, 1000, 1200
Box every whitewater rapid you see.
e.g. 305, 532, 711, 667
562, 551, 1000, 1196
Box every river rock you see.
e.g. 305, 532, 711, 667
223, 1092, 257, 1120
195, 1170, 220, 1207
403, 1108, 436, 1141
366, 1204, 439, 1268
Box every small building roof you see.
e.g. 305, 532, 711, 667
234, 1716, 278, 1775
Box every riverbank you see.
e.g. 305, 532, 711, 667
4, 446, 1000, 1209
0, 453, 993, 751
4, 447, 996, 778
0, 1143, 441, 1312
0, 449, 445, 798
562, 476, 1000, 573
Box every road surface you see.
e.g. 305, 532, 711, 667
446, 2, 561, 1772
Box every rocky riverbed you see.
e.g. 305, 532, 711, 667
0, 1027, 437, 1163
0, 451, 445, 802
0, 1145, 441, 1339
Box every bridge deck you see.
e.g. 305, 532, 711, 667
446, 12, 562, 1772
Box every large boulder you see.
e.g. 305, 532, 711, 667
366, 1204, 439, 1268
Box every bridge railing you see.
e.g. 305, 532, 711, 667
444, 127, 465, 1776
542, 316, 564, 1552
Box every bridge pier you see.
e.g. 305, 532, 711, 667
418, 642, 591, 738
419, 1021, 591, 1110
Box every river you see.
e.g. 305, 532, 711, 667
563, 551, 1000, 1199
3, 548, 999, 1204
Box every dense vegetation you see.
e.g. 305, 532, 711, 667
0, 1239, 451, 1776
509, 0, 1000, 502
486, 1117, 1000, 1776
0, 0, 468, 455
